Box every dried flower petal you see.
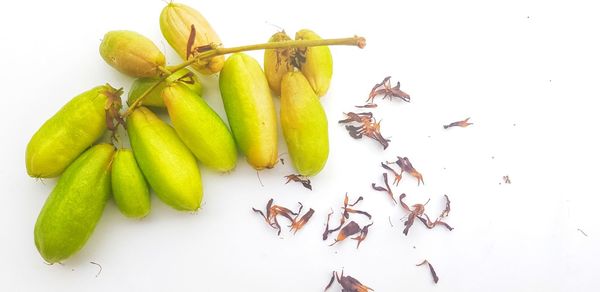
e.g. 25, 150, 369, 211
330, 221, 361, 246
284, 174, 312, 190
366, 76, 410, 104
371, 172, 396, 204
443, 117, 473, 129
416, 260, 439, 284
326, 270, 374, 292
339, 112, 390, 149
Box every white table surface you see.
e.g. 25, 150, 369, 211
1, 0, 599, 291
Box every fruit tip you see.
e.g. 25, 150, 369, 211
357, 37, 366, 49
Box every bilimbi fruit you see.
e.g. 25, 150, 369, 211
219, 53, 278, 170
111, 149, 151, 219
295, 29, 333, 97
264, 31, 294, 95
34, 143, 114, 263
127, 68, 203, 108
127, 106, 202, 211
162, 82, 237, 172
99, 30, 165, 78
263, 29, 333, 97
160, 2, 224, 74
280, 72, 329, 176
26, 85, 121, 178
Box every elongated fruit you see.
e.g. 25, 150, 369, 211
160, 2, 224, 74
26, 85, 120, 178
163, 83, 237, 172
34, 143, 114, 263
99, 30, 165, 78
219, 53, 277, 169
295, 29, 333, 97
111, 149, 151, 218
280, 72, 329, 176
264, 31, 293, 95
127, 106, 202, 211
127, 68, 203, 108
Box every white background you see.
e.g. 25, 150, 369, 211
1, 0, 599, 291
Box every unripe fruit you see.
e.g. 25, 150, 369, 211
219, 53, 278, 169
26, 85, 120, 178
127, 107, 202, 211
163, 83, 237, 172
127, 68, 203, 108
160, 2, 224, 74
99, 30, 165, 78
34, 143, 114, 264
111, 149, 151, 218
280, 72, 329, 176
295, 29, 333, 97
264, 31, 294, 95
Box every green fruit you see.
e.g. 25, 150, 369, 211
111, 149, 151, 218
264, 31, 293, 95
127, 106, 202, 211
219, 53, 278, 170
127, 68, 203, 108
99, 30, 165, 78
295, 29, 333, 97
34, 143, 114, 264
160, 2, 224, 74
26, 85, 120, 178
280, 72, 329, 176
163, 83, 237, 172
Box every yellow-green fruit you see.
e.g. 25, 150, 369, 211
219, 53, 277, 169
264, 31, 294, 95
295, 29, 333, 97
99, 30, 165, 78
26, 85, 120, 178
127, 68, 203, 108
163, 83, 237, 172
34, 143, 114, 264
111, 149, 151, 218
281, 72, 329, 176
160, 2, 224, 75
127, 107, 202, 211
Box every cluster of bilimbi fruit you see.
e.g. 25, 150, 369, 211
26, 2, 341, 264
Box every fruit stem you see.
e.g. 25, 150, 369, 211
205, 36, 366, 57
124, 36, 366, 117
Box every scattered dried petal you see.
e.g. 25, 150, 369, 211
330, 221, 361, 246
381, 162, 402, 185
323, 210, 335, 240
253, 199, 312, 236
325, 194, 373, 245
371, 172, 396, 204
398, 194, 453, 235
440, 195, 451, 218
352, 223, 373, 249
290, 206, 314, 234
443, 117, 473, 129
326, 270, 374, 292
390, 156, 424, 185
345, 208, 372, 220
284, 174, 312, 190
416, 260, 439, 284
339, 112, 390, 149
355, 103, 378, 108
366, 76, 410, 104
